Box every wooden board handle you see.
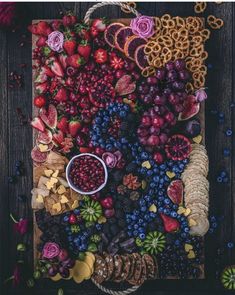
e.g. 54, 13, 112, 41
84, 1, 139, 24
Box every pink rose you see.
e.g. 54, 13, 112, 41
130, 15, 154, 39
42, 242, 60, 259
46, 31, 64, 52
195, 88, 207, 102
102, 152, 117, 168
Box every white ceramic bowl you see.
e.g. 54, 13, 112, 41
66, 153, 108, 195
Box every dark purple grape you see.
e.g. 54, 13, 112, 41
172, 81, 185, 91
163, 87, 172, 96
138, 84, 149, 94
59, 267, 70, 278
167, 70, 178, 81
168, 93, 180, 105
156, 68, 166, 80
149, 85, 159, 95
174, 104, 184, 113
143, 94, 153, 104
154, 95, 166, 105
48, 266, 58, 277
184, 119, 201, 137
174, 59, 186, 71
165, 61, 175, 71
178, 70, 190, 81
124, 61, 135, 71
132, 71, 140, 80
62, 258, 75, 269
146, 76, 158, 85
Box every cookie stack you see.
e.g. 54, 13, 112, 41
92, 253, 157, 286
181, 143, 209, 236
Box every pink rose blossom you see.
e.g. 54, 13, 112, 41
130, 15, 154, 39
46, 31, 64, 52
42, 242, 60, 259
195, 88, 207, 102
102, 152, 117, 168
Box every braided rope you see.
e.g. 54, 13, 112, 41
91, 278, 141, 295
84, 2, 139, 24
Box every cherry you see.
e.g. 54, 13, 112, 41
100, 196, 113, 209
69, 214, 77, 224
104, 208, 115, 218
153, 152, 164, 164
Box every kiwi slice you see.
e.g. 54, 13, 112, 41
80, 199, 102, 222
221, 265, 235, 290
143, 231, 166, 255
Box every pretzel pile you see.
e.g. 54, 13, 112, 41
144, 15, 211, 91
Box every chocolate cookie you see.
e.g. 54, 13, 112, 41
143, 254, 158, 280
126, 254, 136, 280
127, 253, 142, 285
114, 255, 131, 282
104, 254, 114, 281
135, 256, 147, 286
92, 254, 108, 284
112, 254, 123, 281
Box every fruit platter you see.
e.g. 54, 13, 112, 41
29, 2, 210, 293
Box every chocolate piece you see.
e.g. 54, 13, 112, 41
104, 254, 114, 281
92, 254, 108, 284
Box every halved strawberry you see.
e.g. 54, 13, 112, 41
57, 116, 69, 134
31, 117, 45, 132
54, 87, 67, 102
92, 18, 107, 32
58, 52, 68, 69
46, 57, 64, 77
35, 81, 49, 94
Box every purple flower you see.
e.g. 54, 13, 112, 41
195, 88, 207, 102
12, 265, 21, 287
46, 31, 64, 52
42, 242, 60, 259
130, 15, 154, 39
102, 151, 123, 168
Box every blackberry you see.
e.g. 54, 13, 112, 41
120, 121, 129, 131
126, 162, 138, 173
115, 210, 125, 219
108, 217, 117, 224
112, 170, 124, 183
110, 224, 119, 236
118, 219, 126, 228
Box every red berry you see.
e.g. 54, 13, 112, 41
34, 95, 46, 108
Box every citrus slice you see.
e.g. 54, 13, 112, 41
135, 44, 149, 70
114, 26, 133, 52
104, 22, 125, 48
51, 273, 62, 281
124, 36, 147, 61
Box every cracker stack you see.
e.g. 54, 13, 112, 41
181, 143, 209, 236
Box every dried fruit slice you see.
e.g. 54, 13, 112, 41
39, 104, 57, 129
104, 22, 125, 48
124, 36, 147, 61
221, 265, 235, 290
178, 95, 200, 121
143, 231, 166, 255
31, 146, 48, 163
167, 180, 183, 205
160, 213, 180, 233
135, 44, 148, 70
115, 74, 136, 96
114, 26, 133, 52
37, 129, 52, 144
31, 117, 45, 132
165, 134, 192, 161
52, 130, 64, 146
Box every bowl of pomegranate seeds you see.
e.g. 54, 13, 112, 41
66, 153, 108, 195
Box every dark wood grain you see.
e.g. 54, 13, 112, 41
0, 2, 234, 295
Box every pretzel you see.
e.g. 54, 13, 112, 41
200, 29, 211, 41
161, 14, 171, 22
161, 47, 172, 63
175, 40, 190, 50
186, 82, 195, 94
171, 49, 185, 61
157, 35, 174, 48
172, 16, 185, 28
194, 2, 207, 14
121, 2, 137, 14
207, 15, 224, 29
141, 66, 156, 77
144, 41, 159, 54
153, 57, 163, 68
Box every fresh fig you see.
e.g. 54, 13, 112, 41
178, 95, 200, 121
183, 119, 201, 138
115, 74, 136, 96
167, 180, 183, 205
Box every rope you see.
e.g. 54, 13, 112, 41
91, 278, 141, 295
84, 2, 139, 24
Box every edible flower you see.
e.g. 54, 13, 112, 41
46, 31, 64, 52
195, 88, 207, 102
102, 151, 122, 168
5, 263, 22, 287
130, 15, 154, 39
42, 242, 60, 259
10, 214, 28, 235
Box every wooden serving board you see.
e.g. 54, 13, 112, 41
32, 19, 206, 278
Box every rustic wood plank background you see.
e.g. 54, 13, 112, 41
0, 2, 234, 295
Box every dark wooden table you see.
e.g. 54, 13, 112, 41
0, 2, 234, 295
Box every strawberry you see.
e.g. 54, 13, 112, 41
110, 56, 124, 70
36, 21, 52, 36
66, 54, 85, 69
47, 57, 64, 77
57, 116, 69, 133
34, 95, 46, 108
92, 18, 107, 32
36, 36, 47, 47
79, 147, 93, 153
35, 81, 49, 94
52, 130, 64, 146
54, 87, 67, 102
77, 41, 91, 60
69, 118, 82, 137
51, 20, 62, 31
160, 213, 180, 233
31, 117, 45, 132
75, 23, 90, 41
65, 77, 75, 88
90, 26, 99, 38
94, 48, 108, 64
63, 39, 76, 56
28, 24, 38, 35
58, 52, 68, 69
49, 80, 58, 94
35, 70, 48, 84
41, 65, 54, 77
62, 14, 77, 27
